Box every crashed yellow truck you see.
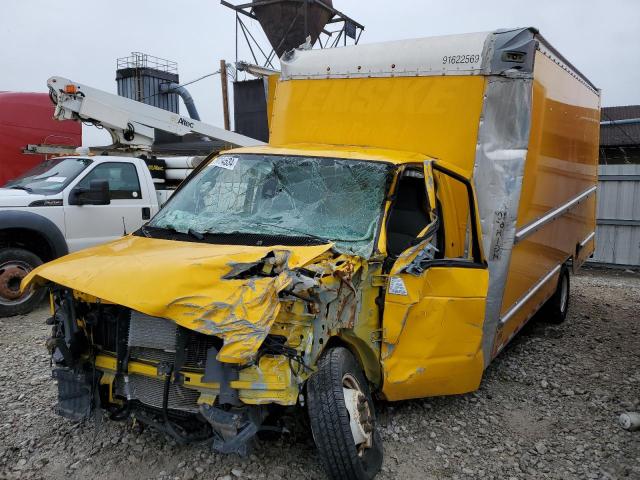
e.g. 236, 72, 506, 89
24, 28, 600, 479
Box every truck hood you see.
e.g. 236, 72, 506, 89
24, 235, 334, 363
0, 188, 48, 207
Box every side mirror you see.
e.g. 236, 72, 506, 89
69, 179, 111, 205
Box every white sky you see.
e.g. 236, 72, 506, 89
3, 0, 639, 146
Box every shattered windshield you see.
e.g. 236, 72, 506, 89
149, 154, 391, 257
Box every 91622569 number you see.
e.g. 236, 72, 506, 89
442, 54, 481, 65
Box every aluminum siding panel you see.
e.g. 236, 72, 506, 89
592, 165, 640, 266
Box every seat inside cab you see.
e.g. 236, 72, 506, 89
386, 171, 431, 257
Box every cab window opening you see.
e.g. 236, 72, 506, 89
385, 163, 482, 267
432, 163, 483, 264
385, 168, 435, 258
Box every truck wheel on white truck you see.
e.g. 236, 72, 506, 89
0, 246, 48, 316
0, 155, 173, 316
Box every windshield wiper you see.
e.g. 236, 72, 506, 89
187, 228, 204, 240
245, 222, 329, 244
146, 221, 328, 245
143, 224, 205, 241
9, 185, 33, 193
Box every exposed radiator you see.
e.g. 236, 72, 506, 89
127, 310, 219, 369
128, 311, 177, 351
115, 374, 200, 412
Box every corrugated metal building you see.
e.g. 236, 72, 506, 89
600, 105, 640, 164
593, 164, 640, 266
591, 106, 640, 266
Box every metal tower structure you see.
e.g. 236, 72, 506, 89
221, 0, 365, 69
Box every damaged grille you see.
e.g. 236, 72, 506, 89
128, 347, 175, 365
129, 311, 177, 350
184, 334, 218, 369
110, 311, 220, 413
115, 374, 200, 412
126, 311, 220, 369
91, 306, 128, 353
93, 309, 222, 412
128, 311, 177, 366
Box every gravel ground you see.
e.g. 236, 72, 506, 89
0, 267, 638, 480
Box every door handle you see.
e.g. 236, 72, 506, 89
142, 207, 151, 220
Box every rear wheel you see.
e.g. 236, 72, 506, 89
0, 248, 46, 317
307, 347, 383, 480
542, 265, 570, 324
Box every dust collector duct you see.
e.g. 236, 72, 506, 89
159, 82, 201, 121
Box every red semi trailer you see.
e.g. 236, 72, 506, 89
0, 92, 81, 185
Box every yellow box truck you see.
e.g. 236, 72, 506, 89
25, 27, 599, 479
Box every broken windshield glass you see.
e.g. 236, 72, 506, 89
150, 154, 391, 257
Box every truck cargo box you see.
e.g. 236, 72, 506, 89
270, 27, 600, 365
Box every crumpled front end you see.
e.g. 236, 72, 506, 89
26, 235, 373, 454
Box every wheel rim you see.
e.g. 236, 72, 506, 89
559, 274, 568, 313
0, 260, 35, 306
342, 373, 373, 456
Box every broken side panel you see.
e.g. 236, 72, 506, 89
381, 266, 488, 401
471, 77, 533, 366
381, 161, 489, 400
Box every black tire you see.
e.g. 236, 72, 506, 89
0, 248, 46, 317
542, 265, 570, 324
307, 347, 383, 480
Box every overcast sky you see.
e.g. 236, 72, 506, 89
3, 0, 639, 146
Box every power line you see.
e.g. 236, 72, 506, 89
178, 70, 221, 88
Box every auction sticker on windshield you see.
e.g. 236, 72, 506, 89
212, 156, 239, 170
44, 177, 67, 182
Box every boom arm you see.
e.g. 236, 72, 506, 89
47, 76, 264, 149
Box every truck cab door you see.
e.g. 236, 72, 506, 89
381, 161, 489, 401
63, 161, 152, 252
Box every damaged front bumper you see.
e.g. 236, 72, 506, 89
95, 350, 300, 409
50, 303, 310, 454
26, 235, 373, 454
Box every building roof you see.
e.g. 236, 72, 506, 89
601, 105, 640, 147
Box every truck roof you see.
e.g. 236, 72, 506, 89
229, 143, 434, 165
280, 27, 597, 93
56, 155, 144, 162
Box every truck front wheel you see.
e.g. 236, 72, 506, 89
307, 347, 383, 480
0, 248, 46, 317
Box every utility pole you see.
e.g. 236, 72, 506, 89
220, 59, 230, 131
